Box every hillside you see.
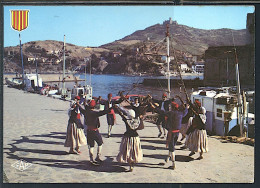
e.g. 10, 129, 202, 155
100, 20, 251, 55
3, 19, 251, 75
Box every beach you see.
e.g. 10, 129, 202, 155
3, 85, 254, 183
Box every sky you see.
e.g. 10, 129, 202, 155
4, 5, 255, 47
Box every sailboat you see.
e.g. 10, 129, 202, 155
52, 35, 92, 101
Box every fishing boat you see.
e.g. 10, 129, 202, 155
190, 87, 254, 136
5, 77, 23, 88
52, 35, 93, 101
24, 73, 43, 92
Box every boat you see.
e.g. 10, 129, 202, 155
5, 77, 23, 88
52, 35, 93, 102
24, 73, 43, 92
190, 87, 254, 136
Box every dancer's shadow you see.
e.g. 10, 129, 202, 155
10, 136, 64, 145
141, 144, 166, 150
5, 151, 127, 173
5, 144, 68, 156
143, 154, 194, 162
31, 132, 66, 140
100, 133, 123, 138
140, 139, 165, 145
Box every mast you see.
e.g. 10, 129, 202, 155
89, 58, 92, 86
62, 35, 66, 96
35, 55, 39, 88
166, 24, 171, 98
19, 34, 25, 86
84, 58, 87, 86
232, 32, 243, 137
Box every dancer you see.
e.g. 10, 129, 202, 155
151, 93, 172, 138
115, 105, 143, 172
79, 99, 111, 164
150, 97, 189, 170
64, 96, 87, 154
122, 95, 151, 130
185, 100, 208, 159
101, 93, 123, 138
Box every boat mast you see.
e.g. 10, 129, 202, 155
166, 24, 171, 98
90, 58, 92, 86
35, 55, 39, 88
62, 35, 66, 97
19, 34, 25, 86
232, 32, 243, 137
84, 58, 87, 87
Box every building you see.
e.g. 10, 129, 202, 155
180, 63, 188, 71
204, 45, 254, 87
204, 12, 254, 88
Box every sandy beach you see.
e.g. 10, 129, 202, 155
3, 85, 254, 183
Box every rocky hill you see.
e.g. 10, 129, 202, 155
101, 20, 251, 55
4, 19, 251, 75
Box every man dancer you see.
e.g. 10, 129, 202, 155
152, 93, 172, 138
79, 100, 111, 164
151, 97, 189, 169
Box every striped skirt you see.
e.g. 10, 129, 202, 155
64, 122, 87, 148
116, 136, 143, 163
186, 129, 208, 153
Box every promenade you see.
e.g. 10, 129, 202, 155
3, 86, 254, 183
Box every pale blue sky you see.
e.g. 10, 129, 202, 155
4, 5, 255, 47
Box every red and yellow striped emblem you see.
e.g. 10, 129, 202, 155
10, 10, 29, 31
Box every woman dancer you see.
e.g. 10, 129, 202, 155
64, 96, 87, 154
115, 105, 143, 172
185, 100, 208, 159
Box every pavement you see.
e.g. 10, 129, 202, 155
2, 86, 254, 183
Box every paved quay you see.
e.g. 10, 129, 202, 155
3, 86, 254, 183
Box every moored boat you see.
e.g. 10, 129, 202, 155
190, 87, 254, 136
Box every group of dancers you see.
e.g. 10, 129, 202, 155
64, 92, 208, 171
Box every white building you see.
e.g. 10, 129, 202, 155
192, 63, 204, 73
180, 63, 188, 71
24, 74, 43, 89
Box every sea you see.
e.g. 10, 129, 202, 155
56, 73, 254, 113
60, 74, 203, 100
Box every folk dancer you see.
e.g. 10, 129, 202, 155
64, 96, 87, 154
79, 100, 111, 164
122, 95, 151, 130
100, 93, 123, 138
185, 100, 208, 159
151, 93, 172, 138
115, 105, 144, 172
150, 98, 189, 170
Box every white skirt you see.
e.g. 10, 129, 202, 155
186, 129, 208, 153
64, 122, 87, 148
116, 136, 143, 163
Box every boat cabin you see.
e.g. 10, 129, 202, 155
24, 74, 43, 89
71, 85, 92, 100
190, 88, 252, 136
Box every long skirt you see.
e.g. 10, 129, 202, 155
186, 129, 208, 153
180, 117, 193, 136
116, 135, 143, 163
64, 122, 87, 148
